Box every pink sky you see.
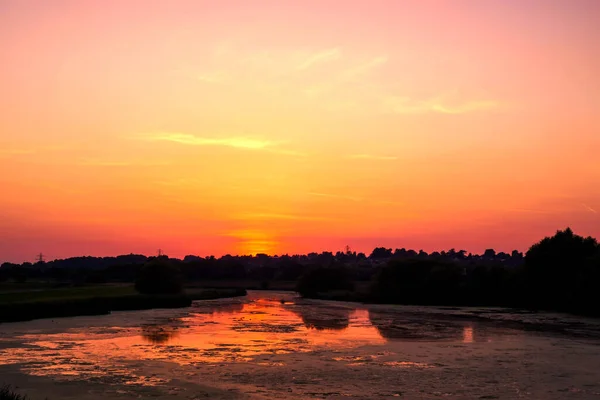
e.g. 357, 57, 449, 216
1, 0, 599, 262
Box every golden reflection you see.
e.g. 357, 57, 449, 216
0, 293, 387, 382
463, 325, 474, 343
140, 318, 183, 344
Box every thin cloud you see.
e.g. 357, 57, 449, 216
341, 56, 388, 80
140, 133, 306, 156
385, 96, 499, 115
582, 203, 598, 214
303, 84, 331, 98
510, 208, 555, 214
267, 148, 308, 157
142, 133, 276, 150
0, 148, 36, 157
232, 212, 335, 222
78, 158, 170, 167
308, 192, 363, 202
431, 100, 499, 114
308, 191, 403, 207
196, 71, 228, 84
348, 154, 398, 161
296, 48, 341, 70
0, 145, 69, 158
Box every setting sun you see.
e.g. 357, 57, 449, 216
1, 0, 599, 262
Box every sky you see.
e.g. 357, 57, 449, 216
1, 0, 599, 262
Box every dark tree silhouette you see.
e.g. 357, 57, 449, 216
289, 304, 352, 331
0, 385, 30, 400
140, 318, 183, 344
370, 247, 393, 259
524, 227, 598, 309
296, 265, 354, 297
135, 257, 183, 295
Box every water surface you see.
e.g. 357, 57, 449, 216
1, 291, 600, 399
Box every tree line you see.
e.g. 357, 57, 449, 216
1, 228, 599, 315
0, 244, 524, 285
297, 228, 600, 316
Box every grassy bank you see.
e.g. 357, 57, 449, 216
0, 285, 247, 323
186, 280, 297, 291
300, 289, 600, 318
0, 385, 30, 400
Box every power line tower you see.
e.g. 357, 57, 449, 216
345, 245, 352, 254
157, 249, 164, 257
36, 253, 45, 263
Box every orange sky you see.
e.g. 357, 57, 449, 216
1, 0, 599, 262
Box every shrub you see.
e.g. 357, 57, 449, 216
135, 258, 183, 295
296, 266, 354, 297
0, 385, 30, 400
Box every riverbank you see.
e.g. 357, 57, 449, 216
0, 285, 247, 323
300, 290, 600, 318
2, 291, 600, 400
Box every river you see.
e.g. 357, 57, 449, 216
1, 291, 600, 399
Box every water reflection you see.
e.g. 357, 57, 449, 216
140, 318, 183, 344
287, 303, 352, 331
0, 291, 528, 388
190, 298, 245, 316
463, 325, 474, 343
368, 310, 481, 342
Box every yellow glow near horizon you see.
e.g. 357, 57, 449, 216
1, 1, 599, 262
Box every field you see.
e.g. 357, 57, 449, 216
0, 284, 136, 305
0, 284, 246, 323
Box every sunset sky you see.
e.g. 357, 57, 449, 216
1, 0, 599, 262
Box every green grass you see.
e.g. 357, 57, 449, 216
0, 285, 137, 305
0, 285, 247, 323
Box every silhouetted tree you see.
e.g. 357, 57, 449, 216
483, 249, 496, 259
370, 247, 393, 259
524, 228, 598, 309
296, 265, 354, 296
135, 257, 183, 295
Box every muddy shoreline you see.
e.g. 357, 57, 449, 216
2, 291, 600, 399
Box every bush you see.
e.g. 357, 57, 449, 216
296, 266, 354, 297
524, 228, 598, 309
135, 258, 183, 295
370, 259, 464, 304
0, 386, 30, 400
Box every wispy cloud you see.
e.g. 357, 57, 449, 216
308, 191, 404, 208
348, 154, 398, 161
308, 192, 363, 202
196, 71, 228, 84
385, 96, 499, 115
296, 48, 341, 70
77, 158, 170, 167
154, 178, 203, 187
0, 148, 36, 157
268, 148, 308, 157
302, 84, 331, 98
430, 100, 499, 114
341, 56, 388, 80
232, 212, 335, 222
142, 133, 276, 150
582, 203, 598, 214
139, 132, 306, 157
0, 145, 69, 158
510, 208, 555, 214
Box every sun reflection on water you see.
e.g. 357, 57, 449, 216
0, 292, 387, 384
0, 292, 524, 390
463, 325, 474, 343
